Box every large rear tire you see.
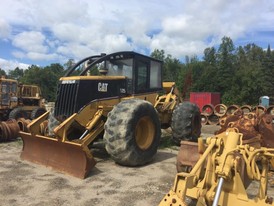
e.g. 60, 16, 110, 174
171, 102, 201, 144
30, 107, 47, 120
9, 108, 28, 120
103, 99, 161, 166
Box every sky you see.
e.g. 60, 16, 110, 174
0, 0, 274, 72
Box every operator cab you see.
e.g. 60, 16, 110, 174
65, 51, 163, 95
55, 51, 163, 119
101, 54, 162, 94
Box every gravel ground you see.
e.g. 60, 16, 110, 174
0, 125, 274, 206
0, 131, 179, 206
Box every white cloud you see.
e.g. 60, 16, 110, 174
12, 31, 48, 53
0, 19, 11, 39
26, 52, 58, 61
148, 0, 270, 57
102, 34, 132, 52
150, 35, 208, 58
52, 23, 84, 43
57, 43, 95, 59
12, 50, 25, 59
0, 0, 274, 68
0, 58, 29, 72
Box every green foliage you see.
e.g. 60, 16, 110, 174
262, 44, 274, 97
20, 64, 65, 101
159, 135, 177, 149
8, 67, 24, 81
150, 49, 165, 61
150, 37, 274, 105
151, 49, 182, 83
64, 58, 75, 70
0, 68, 7, 77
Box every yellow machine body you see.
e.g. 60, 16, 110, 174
19, 51, 194, 178
20, 91, 159, 178
0, 76, 45, 120
19, 51, 202, 179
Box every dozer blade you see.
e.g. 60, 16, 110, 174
19, 131, 96, 179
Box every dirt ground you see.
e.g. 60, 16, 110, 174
0, 125, 274, 206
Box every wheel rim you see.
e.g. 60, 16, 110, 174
135, 116, 155, 150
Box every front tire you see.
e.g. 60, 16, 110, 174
9, 108, 28, 120
104, 99, 161, 166
171, 102, 201, 144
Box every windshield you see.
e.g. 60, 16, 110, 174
105, 58, 133, 79
1, 81, 17, 105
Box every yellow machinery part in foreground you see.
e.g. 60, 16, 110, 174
159, 130, 274, 206
20, 131, 96, 179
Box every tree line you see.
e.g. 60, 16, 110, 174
151, 36, 274, 105
1, 36, 273, 105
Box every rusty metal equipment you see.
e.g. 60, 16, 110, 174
177, 111, 274, 173
17, 118, 32, 132
160, 129, 274, 206
201, 104, 214, 116
226, 104, 241, 116
266, 105, 274, 116
0, 77, 46, 121
218, 111, 274, 148
214, 103, 227, 117
241, 105, 253, 114
200, 114, 208, 125
19, 51, 201, 178
0, 119, 20, 142
201, 103, 274, 126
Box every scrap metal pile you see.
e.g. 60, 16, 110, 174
217, 108, 274, 148
201, 103, 274, 125
177, 104, 274, 173
0, 119, 20, 142
163, 104, 274, 206
0, 118, 30, 142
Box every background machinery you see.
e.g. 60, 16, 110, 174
0, 77, 46, 120
19, 51, 201, 178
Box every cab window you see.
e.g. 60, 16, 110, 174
150, 61, 162, 88
136, 61, 148, 91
